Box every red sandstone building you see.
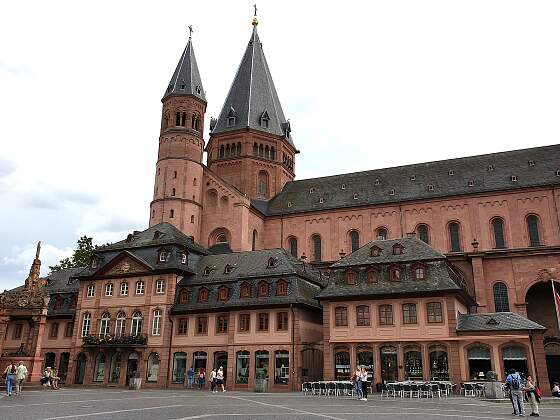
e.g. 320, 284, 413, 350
1, 16, 560, 394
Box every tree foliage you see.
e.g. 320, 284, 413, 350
49, 236, 96, 273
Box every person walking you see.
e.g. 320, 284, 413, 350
524, 375, 540, 417
353, 367, 362, 400
552, 382, 560, 397
41, 367, 52, 387
209, 368, 217, 393
216, 366, 226, 392
15, 361, 28, 395
360, 367, 368, 401
506, 368, 525, 417
186, 366, 194, 389
3, 361, 17, 397
198, 367, 206, 389
51, 367, 60, 390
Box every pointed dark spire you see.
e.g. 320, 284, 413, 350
211, 18, 294, 146
164, 28, 206, 101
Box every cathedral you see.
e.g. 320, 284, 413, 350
1, 15, 560, 395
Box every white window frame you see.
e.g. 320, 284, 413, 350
155, 280, 165, 294
105, 283, 113, 297
99, 314, 110, 336
181, 253, 187, 264
159, 251, 167, 262
120, 282, 128, 296
131, 312, 142, 336
152, 309, 162, 336
136, 281, 145, 295
115, 313, 126, 337
86, 284, 95, 298
81, 313, 91, 337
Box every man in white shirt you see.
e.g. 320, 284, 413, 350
15, 361, 28, 395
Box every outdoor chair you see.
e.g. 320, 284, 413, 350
326, 382, 336, 396
402, 383, 412, 398
393, 383, 403, 398
318, 382, 327, 396
380, 383, 388, 397
475, 383, 485, 397
463, 383, 475, 397
344, 382, 354, 396
419, 383, 431, 398
302, 382, 311, 395
410, 383, 420, 398
386, 383, 395, 397
430, 383, 441, 398
311, 382, 319, 395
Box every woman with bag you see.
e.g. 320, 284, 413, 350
198, 367, 206, 389
353, 367, 362, 400
524, 375, 540, 417
3, 361, 17, 396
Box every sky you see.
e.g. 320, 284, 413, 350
1, 0, 559, 291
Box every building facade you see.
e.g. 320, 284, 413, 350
1, 15, 560, 394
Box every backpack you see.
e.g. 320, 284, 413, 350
510, 374, 520, 390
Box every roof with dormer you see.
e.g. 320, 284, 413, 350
259, 144, 560, 216
456, 312, 545, 331
211, 23, 294, 146
163, 37, 206, 101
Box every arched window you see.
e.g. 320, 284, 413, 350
93, 353, 106, 382
416, 224, 429, 244
105, 283, 113, 296
81, 312, 91, 337
240, 282, 251, 298
345, 269, 357, 285
349, 231, 360, 253
218, 286, 229, 301
257, 171, 269, 198
312, 234, 322, 262
376, 227, 388, 240
335, 306, 348, 326
258, 144, 264, 157
258, 281, 269, 297
99, 313, 110, 337
253, 143, 258, 156
147, 352, 160, 382
131, 311, 142, 336
356, 305, 370, 326
171, 188, 176, 196
276, 279, 288, 296
219, 145, 225, 158
120, 282, 128, 296
527, 215, 541, 247
198, 288, 208, 302
493, 282, 510, 312
179, 289, 188, 304
151, 309, 162, 336
491, 218, 506, 249
172, 352, 187, 383
288, 237, 298, 258
115, 312, 126, 337
225, 144, 230, 157
390, 265, 401, 281
367, 267, 378, 283
252, 230, 258, 251
412, 263, 426, 280
448, 221, 461, 252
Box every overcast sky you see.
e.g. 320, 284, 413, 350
1, 0, 559, 291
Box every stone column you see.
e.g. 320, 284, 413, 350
350, 344, 356, 375
0, 316, 9, 357
372, 343, 381, 387
447, 341, 462, 387
397, 343, 405, 381
530, 332, 551, 396
471, 256, 487, 311
28, 314, 47, 383
491, 344, 503, 380
421, 343, 431, 381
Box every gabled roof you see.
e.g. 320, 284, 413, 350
264, 144, 560, 215
456, 312, 546, 332
163, 36, 206, 101
211, 23, 294, 146
332, 236, 444, 268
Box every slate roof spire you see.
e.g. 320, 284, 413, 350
211, 15, 294, 146
163, 26, 206, 101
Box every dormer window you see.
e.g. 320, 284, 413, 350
267, 257, 277, 268
224, 264, 233, 274
181, 252, 188, 264
260, 110, 270, 128
487, 164, 495, 171
195, 85, 201, 94
341, 183, 346, 190
180, 81, 186, 90
412, 264, 426, 280
240, 282, 252, 298
309, 188, 315, 194
511, 175, 518, 182
367, 267, 378, 283
390, 265, 402, 281
198, 288, 208, 302
528, 160, 535, 167
276, 279, 288, 296
448, 170, 455, 176
179, 289, 188, 304
258, 281, 269, 297
287, 201, 293, 208
556, 169, 560, 176
91, 257, 99, 269
410, 175, 416, 181
375, 179, 380, 185
345, 269, 357, 285
218, 286, 229, 301
353, 193, 358, 200
319, 197, 324, 204
468, 180, 475, 187
159, 250, 168, 262
227, 106, 236, 127
370, 246, 381, 257
428, 184, 434, 191
389, 189, 395, 195
203, 266, 213, 276
392, 244, 404, 255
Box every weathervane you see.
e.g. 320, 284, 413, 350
252, 4, 258, 26
188, 25, 193, 39
253, 4, 257, 16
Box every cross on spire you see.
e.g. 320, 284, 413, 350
253, 4, 257, 16
188, 25, 193, 39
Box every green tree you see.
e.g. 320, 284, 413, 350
49, 236, 95, 273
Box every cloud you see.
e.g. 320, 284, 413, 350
0, 60, 31, 77
18, 185, 100, 210
0, 158, 16, 178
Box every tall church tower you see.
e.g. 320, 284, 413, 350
206, 16, 297, 201
149, 30, 206, 241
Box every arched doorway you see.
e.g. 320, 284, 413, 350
334, 347, 351, 380
301, 348, 323, 382
214, 351, 228, 385
404, 345, 423, 380
380, 346, 398, 383
545, 341, 560, 389
502, 345, 528, 377
75, 353, 87, 384
356, 344, 373, 383
126, 352, 139, 385
59, 352, 70, 384
467, 346, 492, 380
526, 280, 560, 337
44, 352, 56, 370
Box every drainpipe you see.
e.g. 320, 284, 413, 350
290, 303, 295, 392
167, 312, 174, 388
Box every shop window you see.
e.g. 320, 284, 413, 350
274, 351, 290, 384
172, 352, 187, 383
146, 353, 160, 383
235, 351, 250, 384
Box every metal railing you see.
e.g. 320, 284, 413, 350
81, 334, 148, 347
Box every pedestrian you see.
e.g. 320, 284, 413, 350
524, 375, 540, 417
3, 361, 17, 397
216, 366, 226, 392
51, 367, 60, 390
198, 367, 206, 389
360, 367, 368, 401
552, 382, 560, 397
41, 367, 52, 387
15, 361, 28, 395
506, 368, 525, 417
209, 368, 217, 393
186, 366, 194, 389
353, 367, 362, 400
